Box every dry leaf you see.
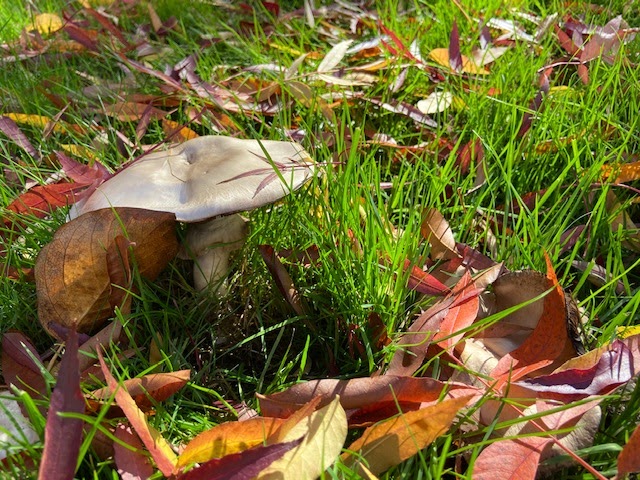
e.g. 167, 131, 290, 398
35, 208, 179, 338
98, 349, 178, 477
177, 417, 286, 467
256, 396, 347, 479
428, 48, 490, 75
29, 13, 64, 35
342, 395, 470, 476
421, 208, 460, 261
88, 370, 190, 413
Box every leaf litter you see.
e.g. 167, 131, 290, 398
0, 1, 639, 479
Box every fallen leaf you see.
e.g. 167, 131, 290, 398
428, 48, 490, 75
88, 370, 190, 413
433, 272, 480, 350
97, 349, 177, 477
342, 395, 470, 476
177, 417, 286, 467
29, 13, 64, 35
472, 436, 550, 480
259, 245, 306, 316
178, 438, 302, 480
0, 116, 39, 159
114, 424, 154, 480
317, 40, 354, 73
35, 208, 179, 338
404, 259, 451, 296
256, 396, 347, 479
1, 332, 47, 402
257, 376, 477, 419
489, 259, 575, 383
416, 91, 454, 114
515, 339, 633, 400
618, 421, 640, 477
421, 208, 460, 261
38, 330, 84, 480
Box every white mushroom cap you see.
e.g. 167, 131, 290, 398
70, 136, 315, 222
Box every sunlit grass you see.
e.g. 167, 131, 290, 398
0, 0, 638, 478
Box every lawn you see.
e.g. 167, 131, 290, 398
0, 0, 639, 478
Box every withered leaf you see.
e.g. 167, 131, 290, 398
35, 208, 178, 338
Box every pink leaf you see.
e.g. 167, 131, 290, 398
473, 437, 550, 480
0, 116, 39, 159
516, 339, 633, 400
114, 424, 155, 480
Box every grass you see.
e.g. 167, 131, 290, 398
1, 0, 639, 478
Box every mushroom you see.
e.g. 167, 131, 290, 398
69, 135, 315, 292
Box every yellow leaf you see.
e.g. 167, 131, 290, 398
177, 417, 286, 467
4, 113, 85, 135
162, 119, 199, 142
428, 48, 490, 75
342, 396, 471, 476
617, 326, 640, 339
257, 396, 348, 480
60, 144, 100, 162
29, 13, 63, 35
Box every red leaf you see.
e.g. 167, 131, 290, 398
257, 376, 479, 419
1, 331, 47, 402
56, 151, 111, 187
177, 438, 302, 480
97, 349, 177, 477
114, 424, 154, 480
448, 21, 463, 72
618, 421, 640, 477
38, 329, 84, 480
3, 182, 85, 226
404, 259, 450, 295
433, 272, 479, 350
490, 257, 572, 384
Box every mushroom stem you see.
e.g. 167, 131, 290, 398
181, 214, 249, 293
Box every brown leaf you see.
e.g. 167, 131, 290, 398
35, 208, 179, 338
259, 245, 306, 316
421, 208, 460, 261
342, 395, 471, 476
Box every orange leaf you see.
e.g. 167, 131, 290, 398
490, 257, 572, 384
342, 395, 471, 476
428, 48, 489, 75
87, 370, 190, 413
162, 119, 199, 142
177, 417, 286, 467
97, 349, 177, 477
